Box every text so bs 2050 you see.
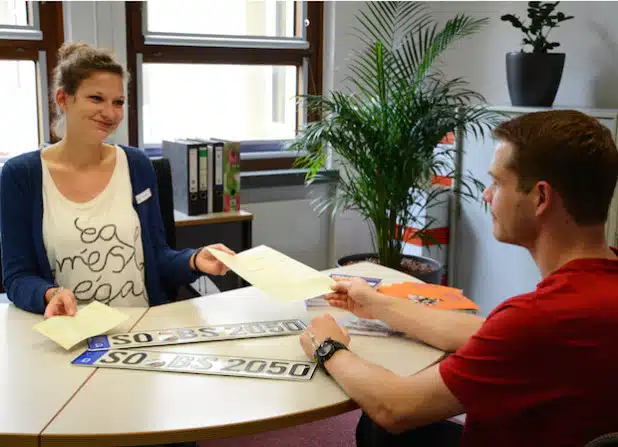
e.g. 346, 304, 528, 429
87, 319, 308, 350
72, 348, 317, 381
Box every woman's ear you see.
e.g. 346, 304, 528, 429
55, 88, 69, 113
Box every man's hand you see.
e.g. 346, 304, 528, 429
324, 277, 391, 319
194, 243, 236, 275
300, 314, 351, 360
44, 288, 77, 319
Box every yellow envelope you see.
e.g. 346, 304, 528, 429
33, 301, 129, 350
208, 245, 336, 302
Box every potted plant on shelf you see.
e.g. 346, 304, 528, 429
501, 1, 574, 107
287, 1, 501, 284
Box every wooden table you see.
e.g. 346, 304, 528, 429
0, 262, 445, 446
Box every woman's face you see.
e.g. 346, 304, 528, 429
57, 71, 125, 143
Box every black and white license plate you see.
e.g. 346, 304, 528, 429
72, 348, 317, 381
86, 319, 307, 351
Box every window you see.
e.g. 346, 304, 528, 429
142, 63, 298, 144
0, 1, 63, 161
0, 0, 28, 25
126, 0, 323, 171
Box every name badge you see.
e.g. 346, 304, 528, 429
135, 188, 152, 204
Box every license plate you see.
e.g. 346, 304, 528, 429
86, 319, 307, 350
72, 348, 317, 381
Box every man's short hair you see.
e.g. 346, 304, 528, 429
492, 110, 618, 226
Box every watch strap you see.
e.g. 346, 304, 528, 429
314, 337, 348, 375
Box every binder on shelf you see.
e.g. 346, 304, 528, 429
185, 139, 211, 214
211, 138, 241, 212
212, 141, 225, 212
161, 139, 202, 216
197, 145, 209, 214
191, 138, 224, 213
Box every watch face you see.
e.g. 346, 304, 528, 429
317, 341, 334, 357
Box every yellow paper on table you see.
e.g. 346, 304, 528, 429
207, 244, 336, 302
33, 301, 129, 350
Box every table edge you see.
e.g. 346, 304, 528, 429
174, 211, 254, 227
0, 432, 38, 447
40, 399, 359, 446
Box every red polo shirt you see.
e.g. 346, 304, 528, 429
440, 254, 618, 447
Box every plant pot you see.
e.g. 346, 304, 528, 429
506, 51, 565, 107
337, 253, 444, 285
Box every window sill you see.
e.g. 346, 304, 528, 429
239, 149, 303, 171
241, 168, 338, 189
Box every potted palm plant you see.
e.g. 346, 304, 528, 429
287, 2, 501, 283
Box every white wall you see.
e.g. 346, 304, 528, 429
430, 1, 618, 108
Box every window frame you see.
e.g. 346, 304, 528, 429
0, 1, 64, 146
125, 0, 323, 171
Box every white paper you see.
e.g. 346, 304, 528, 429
33, 301, 129, 350
207, 245, 336, 302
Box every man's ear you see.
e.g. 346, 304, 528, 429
534, 181, 552, 217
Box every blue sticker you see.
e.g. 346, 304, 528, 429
72, 349, 108, 365
87, 335, 111, 350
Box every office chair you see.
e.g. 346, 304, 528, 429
150, 156, 201, 300
585, 433, 618, 447
150, 156, 177, 249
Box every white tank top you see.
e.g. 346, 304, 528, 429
41, 146, 149, 307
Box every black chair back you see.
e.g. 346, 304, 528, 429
150, 157, 176, 249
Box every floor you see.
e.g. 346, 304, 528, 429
198, 410, 361, 447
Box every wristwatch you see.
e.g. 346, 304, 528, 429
314, 337, 348, 375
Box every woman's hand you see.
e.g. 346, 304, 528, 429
44, 287, 77, 319
193, 243, 236, 275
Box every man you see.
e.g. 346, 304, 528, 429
300, 110, 618, 447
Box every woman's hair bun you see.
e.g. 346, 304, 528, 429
57, 42, 91, 61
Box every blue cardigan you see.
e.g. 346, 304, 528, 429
0, 145, 201, 314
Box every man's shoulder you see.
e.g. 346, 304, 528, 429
488, 290, 543, 318
485, 273, 617, 332
489, 274, 585, 316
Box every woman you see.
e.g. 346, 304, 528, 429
0, 42, 235, 319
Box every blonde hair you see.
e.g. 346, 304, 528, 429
51, 42, 129, 138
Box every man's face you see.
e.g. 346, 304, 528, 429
482, 141, 538, 246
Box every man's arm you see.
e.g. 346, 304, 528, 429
325, 350, 464, 433
371, 293, 485, 352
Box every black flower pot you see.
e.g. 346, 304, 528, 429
506, 51, 565, 107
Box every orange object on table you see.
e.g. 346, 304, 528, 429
378, 282, 479, 310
